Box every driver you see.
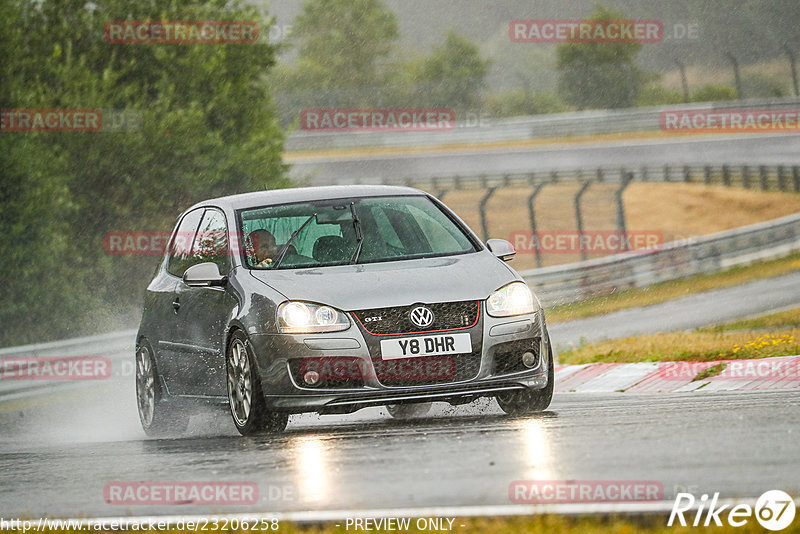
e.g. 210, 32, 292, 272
248, 229, 279, 268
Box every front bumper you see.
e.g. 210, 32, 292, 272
249, 308, 550, 414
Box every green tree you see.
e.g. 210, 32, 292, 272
411, 30, 491, 110
556, 5, 644, 110
1, 0, 289, 346
287, 0, 399, 106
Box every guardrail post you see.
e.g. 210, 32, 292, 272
722, 164, 730, 187
454, 175, 461, 190
664, 164, 670, 182
759, 165, 767, 190
596, 168, 604, 182
616, 172, 634, 251
683, 165, 691, 183
794, 166, 800, 192
641, 166, 648, 183
479, 186, 497, 242
575, 180, 593, 261
742, 165, 750, 189
778, 165, 787, 191
528, 183, 548, 268
704, 166, 711, 185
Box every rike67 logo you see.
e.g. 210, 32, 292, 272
669, 490, 796, 531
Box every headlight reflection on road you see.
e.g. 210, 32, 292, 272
291, 436, 329, 503
520, 418, 555, 480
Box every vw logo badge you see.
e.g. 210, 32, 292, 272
409, 305, 435, 329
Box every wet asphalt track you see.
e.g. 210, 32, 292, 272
0, 384, 798, 518
290, 134, 800, 184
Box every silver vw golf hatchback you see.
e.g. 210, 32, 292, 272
136, 185, 553, 436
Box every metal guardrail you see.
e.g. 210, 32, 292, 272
313, 162, 800, 191
285, 97, 800, 152
522, 211, 800, 306
0, 329, 136, 397
1, 212, 799, 363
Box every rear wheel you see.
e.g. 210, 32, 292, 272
386, 402, 432, 419
135, 341, 188, 437
496, 337, 554, 415
226, 331, 288, 436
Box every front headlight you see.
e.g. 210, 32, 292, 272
486, 282, 536, 317
277, 301, 351, 333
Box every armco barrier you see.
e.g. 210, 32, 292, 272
522, 211, 800, 305
285, 97, 800, 152
1, 213, 799, 376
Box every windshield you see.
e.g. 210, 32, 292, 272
239, 195, 476, 269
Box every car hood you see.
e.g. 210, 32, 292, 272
248, 251, 518, 311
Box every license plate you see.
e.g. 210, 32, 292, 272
380, 333, 471, 360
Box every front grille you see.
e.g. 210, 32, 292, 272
492, 339, 541, 376
353, 301, 480, 335
376, 352, 483, 386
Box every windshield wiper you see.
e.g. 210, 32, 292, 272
349, 202, 363, 264
272, 213, 316, 269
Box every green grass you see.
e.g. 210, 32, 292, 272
559, 327, 799, 365
547, 252, 800, 324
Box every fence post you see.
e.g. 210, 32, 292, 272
722, 164, 730, 187
683, 165, 691, 183
704, 166, 711, 185
528, 182, 548, 268
436, 189, 449, 201
742, 165, 750, 189
616, 172, 634, 251
759, 166, 767, 190
575, 180, 593, 261
778, 165, 786, 191
664, 164, 670, 182
479, 186, 497, 242
794, 166, 800, 192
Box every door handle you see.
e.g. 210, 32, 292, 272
172, 298, 180, 312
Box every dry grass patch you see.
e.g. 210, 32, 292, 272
442, 183, 800, 271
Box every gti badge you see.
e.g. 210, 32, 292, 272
409, 305, 435, 329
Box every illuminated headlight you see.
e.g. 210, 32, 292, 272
486, 282, 536, 317
277, 301, 350, 333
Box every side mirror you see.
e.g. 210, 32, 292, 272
486, 239, 516, 262
183, 262, 227, 287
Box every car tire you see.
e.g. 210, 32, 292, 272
496, 336, 554, 415
226, 331, 288, 436
135, 341, 189, 437
386, 402, 432, 419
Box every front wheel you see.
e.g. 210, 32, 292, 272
496, 338, 554, 415
135, 341, 188, 437
226, 331, 288, 436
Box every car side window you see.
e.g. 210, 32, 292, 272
192, 209, 229, 275
166, 208, 204, 277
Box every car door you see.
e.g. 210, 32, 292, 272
172, 208, 237, 396
154, 207, 204, 396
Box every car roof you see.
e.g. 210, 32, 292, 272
187, 185, 428, 212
